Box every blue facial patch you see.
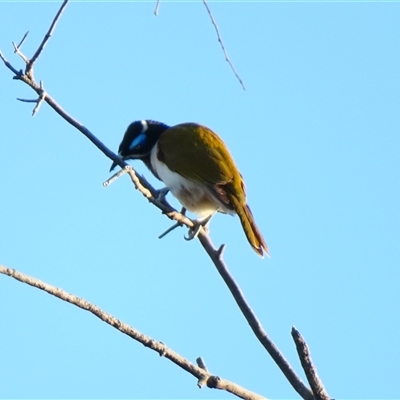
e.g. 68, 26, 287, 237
129, 133, 146, 150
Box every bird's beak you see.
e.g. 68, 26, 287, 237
109, 160, 118, 172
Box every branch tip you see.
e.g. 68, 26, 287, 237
32, 81, 46, 116
158, 222, 182, 239
154, 0, 161, 16
217, 244, 226, 257
292, 327, 330, 400
196, 356, 209, 371
103, 165, 129, 187
27, 0, 69, 73
15, 31, 29, 51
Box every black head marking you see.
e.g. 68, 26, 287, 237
110, 120, 170, 172
117, 120, 169, 159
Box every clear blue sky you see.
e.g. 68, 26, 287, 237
1, 1, 399, 399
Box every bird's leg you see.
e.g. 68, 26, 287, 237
158, 207, 187, 239
184, 212, 216, 241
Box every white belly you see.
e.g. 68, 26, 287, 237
150, 144, 232, 217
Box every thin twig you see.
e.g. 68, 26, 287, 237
16, 81, 46, 116
196, 357, 209, 387
32, 95, 45, 116
292, 327, 330, 400
202, 0, 245, 91
15, 31, 29, 51
158, 221, 182, 239
217, 244, 226, 257
103, 165, 130, 187
27, 0, 69, 74
154, 0, 161, 16
0, 265, 267, 400
16, 98, 37, 103
196, 357, 209, 372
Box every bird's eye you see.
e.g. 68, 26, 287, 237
129, 133, 147, 151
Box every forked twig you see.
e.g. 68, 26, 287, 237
202, 0, 246, 91
17, 80, 46, 116
13, 31, 30, 64
12, 40, 29, 64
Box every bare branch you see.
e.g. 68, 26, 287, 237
0, 265, 267, 400
27, 0, 69, 75
292, 327, 330, 400
197, 232, 315, 400
202, 0, 246, 91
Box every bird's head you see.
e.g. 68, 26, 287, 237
109, 120, 170, 172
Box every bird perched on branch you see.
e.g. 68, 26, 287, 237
110, 120, 268, 257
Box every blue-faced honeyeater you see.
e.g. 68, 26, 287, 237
110, 120, 268, 257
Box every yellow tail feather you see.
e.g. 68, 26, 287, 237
232, 200, 269, 257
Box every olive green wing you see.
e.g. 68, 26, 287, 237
157, 123, 246, 204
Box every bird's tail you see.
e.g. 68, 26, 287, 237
235, 202, 269, 257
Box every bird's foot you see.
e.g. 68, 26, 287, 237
158, 207, 186, 239
184, 214, 213, 241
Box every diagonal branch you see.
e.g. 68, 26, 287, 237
0, 265, 267, 400
27, 0, 69, 75
197, 233, 315, 400
292, 327, 330, 400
